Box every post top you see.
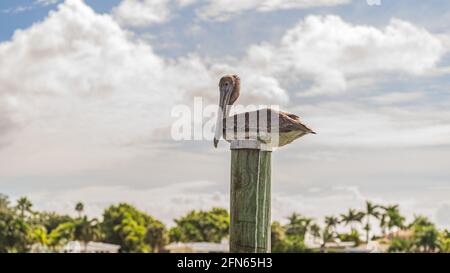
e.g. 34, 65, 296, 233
230, 140, 273, 151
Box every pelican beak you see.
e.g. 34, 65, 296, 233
214, 84, 233, 148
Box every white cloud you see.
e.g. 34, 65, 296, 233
1, 1, 59, 14
113, 0, 171, 27
177, 0, 198, 7
436, 203, 450, 227
1, 2, 448, 177
22, 181, 228, 225
0, 103, 16, 145
367, 91, 426, 105
21, 182, 450, 229
197, 0, 352, 21
0, 0, 288, 176
35, 0, 59, 6
112, 0, 353, 24
2, 0, 450, 230
0, 0, 174, 174
1, 5, 34, 14
4, 2, 444, 177
297, 101, 450, 147
245, 15, 449, 96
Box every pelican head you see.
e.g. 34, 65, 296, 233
214, 74, 240, 148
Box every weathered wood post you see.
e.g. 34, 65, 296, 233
229, 140, 272, 253
215, 74, 314, 253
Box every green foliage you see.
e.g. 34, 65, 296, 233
0, 196, 33, 253
168, 226, 183, 243
145, 220, 167, 253
271, 218, 313, 253
271, 221, 286, 253
409, 215, 433, 228
0, 209, 32, 253
75, 202, 84, 218
1, 192, 449, 253
388, 215, 443, 253
338, 230, 361, 246
31, 226, 49, 246
324, 216, 339, 230
48, 222, 75, 249
34, 212, 74, 233
340, 208, 364, 231
73, 216, 101, 250
271, 222, 308, 253
384, 205, 405, 231
102, 203, 166, 253
319, 227, 336, 251
171, 208, 229, 243
439, 230, 450, 253
16, 197, 33, 218
309, 223, 321, 239
283, 236, 309, 253
0, 194, 10, 211
285, 213, 312, 240
363, 201, 380, 243
388, 238, 413, 253
411, 217, 440, 253
113, 216, 149, 253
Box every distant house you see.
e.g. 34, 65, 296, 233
372, 229, 415, 252
31, 241, 120, 253
304, 234, 357, 251
384, 229, 414, 241
304, 234, 383, 253
164, 240, 229, 253
344, 241, 383, 253
62, 241, 121, 253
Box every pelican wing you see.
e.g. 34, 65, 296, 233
279, 111, 316, 134
221, 108, 316, 147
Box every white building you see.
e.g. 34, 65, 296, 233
62, 241, 121, 253
164, 240, 229, 253
31, 241, 121, 253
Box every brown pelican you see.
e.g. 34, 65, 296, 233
214, 74, 316, 148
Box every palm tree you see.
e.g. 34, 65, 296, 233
340, 209, 364, 232
384, 205, 405, 235
363, 201, 380, 243
32, 226, 49, 250
324, 216, 339, 231
309, 223, 321, 243
408, 215, 439, 253
16, 197, 33, 218
75, 202, 84, 218
414, 224, 440, 253
74, 216, 101, 252
48, 222, 75, 252
439, 230, 450, 253
388, 238, 413, 253
320, 228, 335, 253
409, 215, 433, 229
379, 212, 388, 236
0, 194, 10, 211
285, 213, 312, 239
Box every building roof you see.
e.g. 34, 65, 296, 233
165, 241, 229, 253
62, 241, 121, 253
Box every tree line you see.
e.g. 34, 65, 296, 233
0, 193, 448, 253
271, 201, 449, 253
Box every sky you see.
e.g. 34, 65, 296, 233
0, 0, 450, 230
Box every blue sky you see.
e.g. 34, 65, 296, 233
0, 1, 120, 41
3, 0, 450, 55
0, 0, 450, 230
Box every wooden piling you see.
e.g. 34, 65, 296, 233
229, 140, 271, 253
